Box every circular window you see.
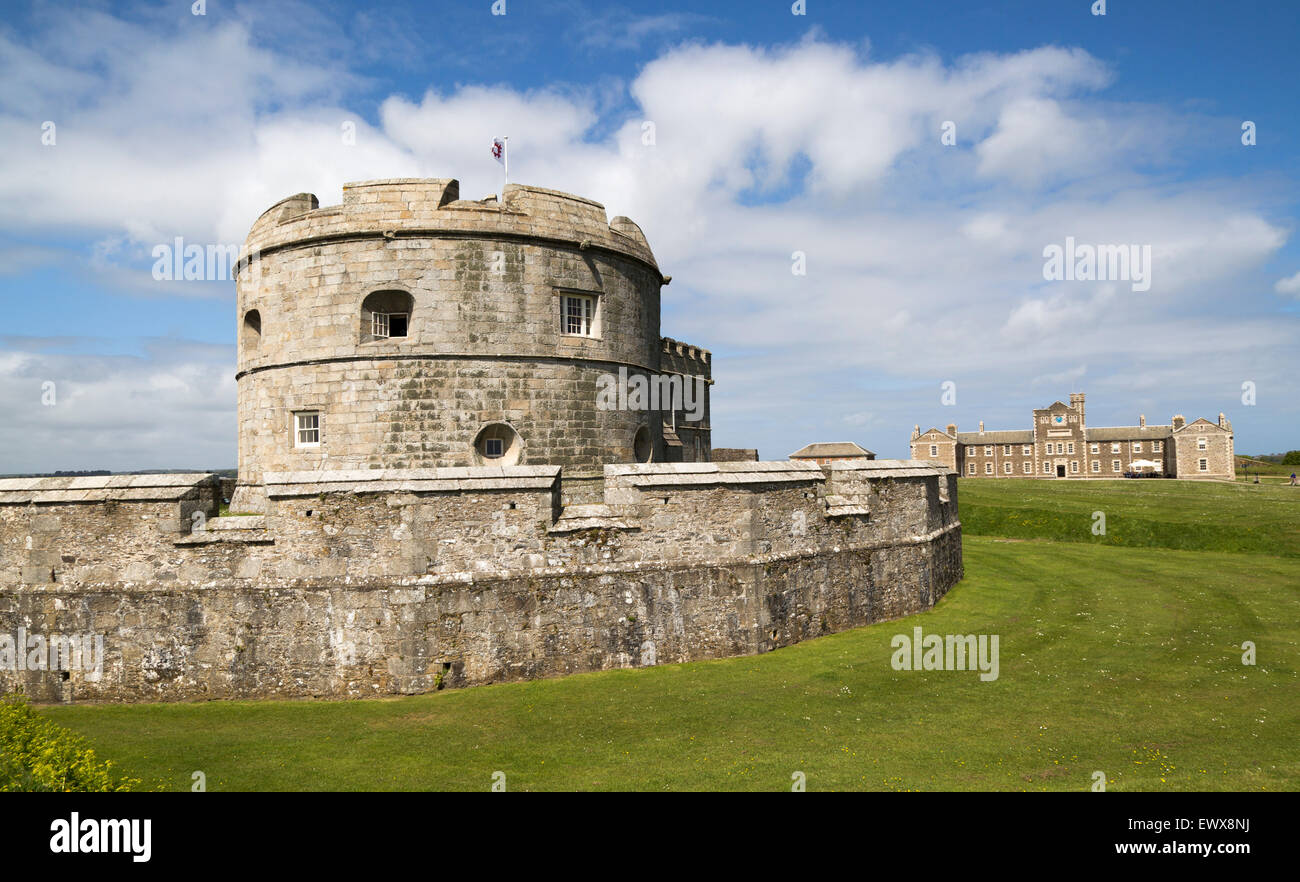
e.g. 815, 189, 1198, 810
473, 423, 522, 466
633, 426, 653, 463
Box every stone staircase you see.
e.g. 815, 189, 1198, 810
175, 515, 274, 546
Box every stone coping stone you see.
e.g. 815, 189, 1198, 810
0, 473, 218, 505
605, 460, 825, 489
205, 515, 267, 531
263, 466, 561, 497
549, 504, 635, 534
175, 532, 275, 547
828, 459, 954, 476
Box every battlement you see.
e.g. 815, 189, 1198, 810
660, 336, 713, 382
340, 178, 460, 208
243, 177, 658, 269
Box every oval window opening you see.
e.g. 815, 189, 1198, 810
473, 423, 522, 466
634, 426, 653, 463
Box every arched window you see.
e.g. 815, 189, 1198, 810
473, 423, 522, 466
361, 290, 414, 342
242, 309, 262, 351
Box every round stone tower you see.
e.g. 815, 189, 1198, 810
231, 178, 709, 512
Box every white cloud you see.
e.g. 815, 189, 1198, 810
1275, 270, 1300, 296
976, 98, 1099, 185
0, 340, 235, 474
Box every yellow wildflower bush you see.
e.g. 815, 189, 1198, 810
0, 694, 138, 792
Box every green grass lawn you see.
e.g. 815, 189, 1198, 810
959, 478, 1300, 557
37, 479, 1300, 791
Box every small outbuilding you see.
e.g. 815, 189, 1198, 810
788, 442, 876, 466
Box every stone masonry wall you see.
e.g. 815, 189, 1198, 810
1171, 420, 1234, 478
0, 462, 961, 703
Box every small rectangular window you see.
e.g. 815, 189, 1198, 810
1023, 445, 1032, 455
1090, 443, 1099, 454
1043, 462, 1052, 474
1112, 459, 1121, 472
968, 462, 976, 475
295, 411, 320, 447
1132, 441, 1142, 453
1197, 437, 1207, 450
1199, 458, 1208, 471
1111, 442, 1120, 453
484, 438, 504, 458
1067, 442, 1075, 454
372, 312, 409, 338
562, 294, 597, 337
1070, 461, 1079, 473
930, 444, 938, 457
1023, 462, 1031, 474
984, 463, 992, 475
1091, 460, 1100, 473
984, 445, 992, 456
1003, 462, 1012, 474
1153, 441, 1162, 452
1002, 445, 1012, 455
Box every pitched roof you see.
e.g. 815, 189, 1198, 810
955, 430, 1033, 444
789, 442, 875, 459
915, 427, 955, 439
1173, 417, 1229, 433
1085, 425, 1173, 441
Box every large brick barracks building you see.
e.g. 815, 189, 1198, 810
909, 393, 1234, 479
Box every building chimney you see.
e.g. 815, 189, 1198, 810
1172, 414, 1185, 430
1218, 412, 1227, 428
946, 423, 957, 436
979, 421, 985, 433
1140, 414, 1146, 427
912, 424, 920, 439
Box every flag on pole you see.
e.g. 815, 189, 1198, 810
492, 136, 508, 181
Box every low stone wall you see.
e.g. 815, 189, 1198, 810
0, 461, 961, 703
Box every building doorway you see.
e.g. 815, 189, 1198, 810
1056, 465, 1066, 478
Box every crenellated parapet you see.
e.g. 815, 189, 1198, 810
242, 179, 659, 271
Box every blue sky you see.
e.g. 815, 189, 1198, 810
0, 0, 1297, 471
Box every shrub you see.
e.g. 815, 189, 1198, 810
0, 693, 138, 792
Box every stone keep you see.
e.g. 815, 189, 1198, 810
233, 178, 711, 511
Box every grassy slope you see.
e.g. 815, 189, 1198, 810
39, 480, 1300, 791
1236, 457, 1296, 477
959, 478, 1300, 556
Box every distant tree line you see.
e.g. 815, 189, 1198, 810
1241, 453, 1300, 464
1, 468, 237, 479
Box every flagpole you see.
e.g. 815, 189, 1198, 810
503, 136, 509, 182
